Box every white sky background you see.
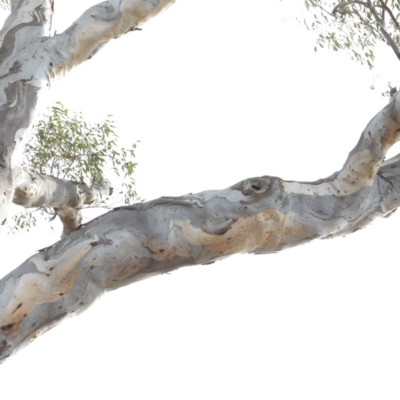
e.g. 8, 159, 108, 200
2, 0, 400, 398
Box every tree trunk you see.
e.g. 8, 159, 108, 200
1, 0, 400, 363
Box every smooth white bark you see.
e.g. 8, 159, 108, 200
0, 0, 54, 223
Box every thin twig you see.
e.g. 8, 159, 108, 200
378, 0, 400, 30
333, 1, 370, 15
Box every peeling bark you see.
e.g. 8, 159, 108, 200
1, 0, 400, 364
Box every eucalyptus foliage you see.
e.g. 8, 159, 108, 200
303, 0, 400, 71
11, 103, 140, 232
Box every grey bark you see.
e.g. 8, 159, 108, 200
0, 0, 54, 223
1, 0, 400, 363
13, 166, 112, 237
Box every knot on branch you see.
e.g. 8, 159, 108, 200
233, 176, 274, 197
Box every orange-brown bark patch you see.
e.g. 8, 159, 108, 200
0, 244, 90, 335
147, 210, 308, 260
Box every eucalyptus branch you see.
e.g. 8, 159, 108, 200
315, 3, 336, 18
367, 0, 383, 24
379, 27, 400, 60
380, 1, 385, 23
367, 0, 400, 60
332, 0, 400, 61
378, 0, 400, 31
354, 8, 374, 29
332, 1, 370, 15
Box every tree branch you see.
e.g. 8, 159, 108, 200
55, 179, 113, 238
13, 166, 112, 209
378, 0, 400, 31
333, 0, 400, 61
332, 1, 370, 15
378, 24, 400, 60
1, 92, 400, 362
12, 166, 112, 237
47, 0, 175, 76
365, 0, 400, 61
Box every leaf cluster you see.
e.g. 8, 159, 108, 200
304, 0, 400, 69
11, 102, 141, 232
